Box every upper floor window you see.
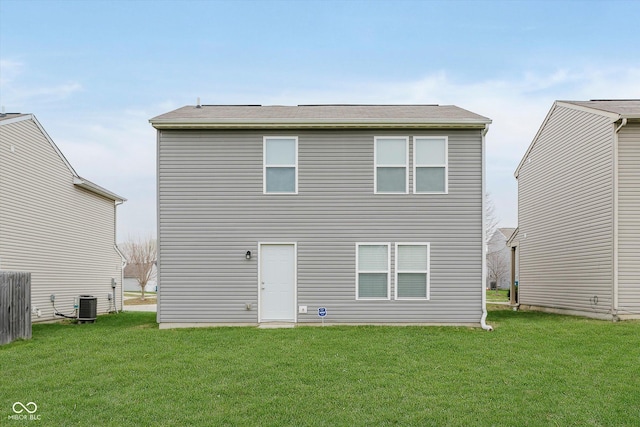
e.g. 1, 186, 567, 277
374, 137, 408, 194
264, 137, 298, 194
414, 137, 447, 193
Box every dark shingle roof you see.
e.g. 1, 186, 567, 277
561, 100, 640, 118
150, 105, 491, 128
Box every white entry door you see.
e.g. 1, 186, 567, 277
260, 244, 296, 322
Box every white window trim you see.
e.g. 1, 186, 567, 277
374, 136, 409, 194
413, 136, 448, 194
394, 242, 430, 300
263, 136, 298, 195
356, 242, 391, 300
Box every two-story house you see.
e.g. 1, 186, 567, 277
510, 100, 640, 320
0, 113, 125, 322
150, 105, 492, 328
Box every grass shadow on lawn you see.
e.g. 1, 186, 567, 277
2, 310, 639, 426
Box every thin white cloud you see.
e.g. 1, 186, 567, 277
0, 59, 23, 86
5, 82, 84, 107
54, 111, 155, 185
0, 58, 83, 110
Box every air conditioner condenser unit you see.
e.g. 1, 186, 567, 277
77, 295, 97, 323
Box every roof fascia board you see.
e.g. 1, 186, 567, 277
73, 177, 126, 202
2, 114, 80, 177
114, 243, 126, 263
514, 102, 560, 178
556, 101, 621, 121
150, 120, 490, 130
30, 114, 80, 177
513, 101, 623, 178
0, 114, 32, 127
506, 227, 519, 247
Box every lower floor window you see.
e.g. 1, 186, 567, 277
396, 243, 429, 299
356, 243, 390, 299
356, 242, 430, 300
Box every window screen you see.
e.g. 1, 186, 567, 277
375, 137, 408, 193
396, 244, 429, 299
357, 244, 389, 299
264, 137, 297, 193
414, 137, 447, 193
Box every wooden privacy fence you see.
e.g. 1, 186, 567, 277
0, 271, 32, 345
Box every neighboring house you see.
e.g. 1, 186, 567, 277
124, 262, 157, 292
511, 100, 640, 320
486, 227, 516, 290
150, 104, 492, 329
0, 113, 125, 322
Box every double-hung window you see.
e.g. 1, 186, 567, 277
356, 243, 390, 299
414, 137, 447, 193
395, 243, 430, 299
264, 137, 298, 194
374, 137, 408, 194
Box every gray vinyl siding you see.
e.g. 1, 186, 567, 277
617, 122, 640, 316
0, 119, 122, 322
158, 129, 483, 324
517, 105, 614, 315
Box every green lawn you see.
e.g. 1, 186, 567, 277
486, 289, 509, 303
2, 309, 639, 426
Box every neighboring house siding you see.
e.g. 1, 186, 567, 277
0, 118, 122, 321
617, 122, 640, 316
517, 105, 614, 315
158, 129, 483, 324
123, 263, 157, 292
124, 278, 156, 292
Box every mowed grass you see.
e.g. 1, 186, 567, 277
486, 289, 509, 303
2, 309, 640, 426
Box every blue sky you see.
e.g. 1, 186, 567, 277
2, 0, 640, 240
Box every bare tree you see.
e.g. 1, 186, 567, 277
485, 193, 505, 293
121, 236, 157, 300
487, 249, 510, 293
485, 193, 499, 248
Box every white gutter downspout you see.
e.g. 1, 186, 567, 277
480, 124, 494, 331
613, 117, 627, 320
156, 129, 161, 325
114, 200, 126, 313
